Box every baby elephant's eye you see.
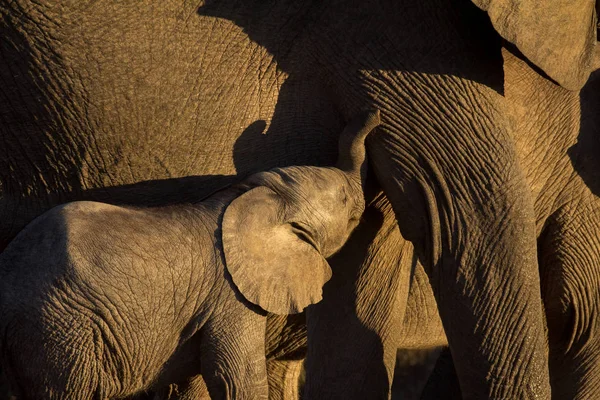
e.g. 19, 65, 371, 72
348, 214, 362, 231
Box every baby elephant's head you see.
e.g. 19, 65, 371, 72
222, 111, 380, 314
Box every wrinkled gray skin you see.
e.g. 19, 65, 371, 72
417, 51, 600, 400
1, 0, 599, 399
322, 49, 600, 400
506, 55, 600, 400
0, 112, 379, 400
361, 50, 600, 400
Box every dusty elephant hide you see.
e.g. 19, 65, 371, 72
1, 1, 599, 399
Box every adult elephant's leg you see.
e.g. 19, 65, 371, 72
539, 196, 600, 400
396, 261, 447, 349
366, 73, 550, 399
503, 45, 600, 398
305, 193, 415, 399
178, 376, 211, 400
266, 359, 304, 400
393, 261, 448, 400
152, 376, 210, 400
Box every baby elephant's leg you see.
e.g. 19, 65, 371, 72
200, 299, 269, 400
3, 311, 105, 400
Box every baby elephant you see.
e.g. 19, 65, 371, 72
0, 111, 380, 399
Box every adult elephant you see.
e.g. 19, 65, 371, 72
421, 50, 600, 400
0, 0, 597, 399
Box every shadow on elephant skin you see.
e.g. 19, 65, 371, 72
569, 70, 600, 197
195, 0, 505, 204
72, 110, 338, 207
74, 174, 242, 207
304, 194, 392, 396
196, 0, 504, 96
0, 13, 88, 200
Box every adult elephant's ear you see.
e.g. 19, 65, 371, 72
222, 186, 332, 315
473, 0, 598, 90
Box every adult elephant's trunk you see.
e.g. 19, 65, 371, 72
336, 110, 380, 184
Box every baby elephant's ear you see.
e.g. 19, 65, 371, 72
222, 186, 332, 315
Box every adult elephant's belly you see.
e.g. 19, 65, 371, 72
0, 2, 340, 251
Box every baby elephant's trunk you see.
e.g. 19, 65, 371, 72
336, 110, 381, 184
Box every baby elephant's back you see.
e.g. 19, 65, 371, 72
0, 201, 102, 308
0, 201, 201, 398
0, 201, 159, 299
